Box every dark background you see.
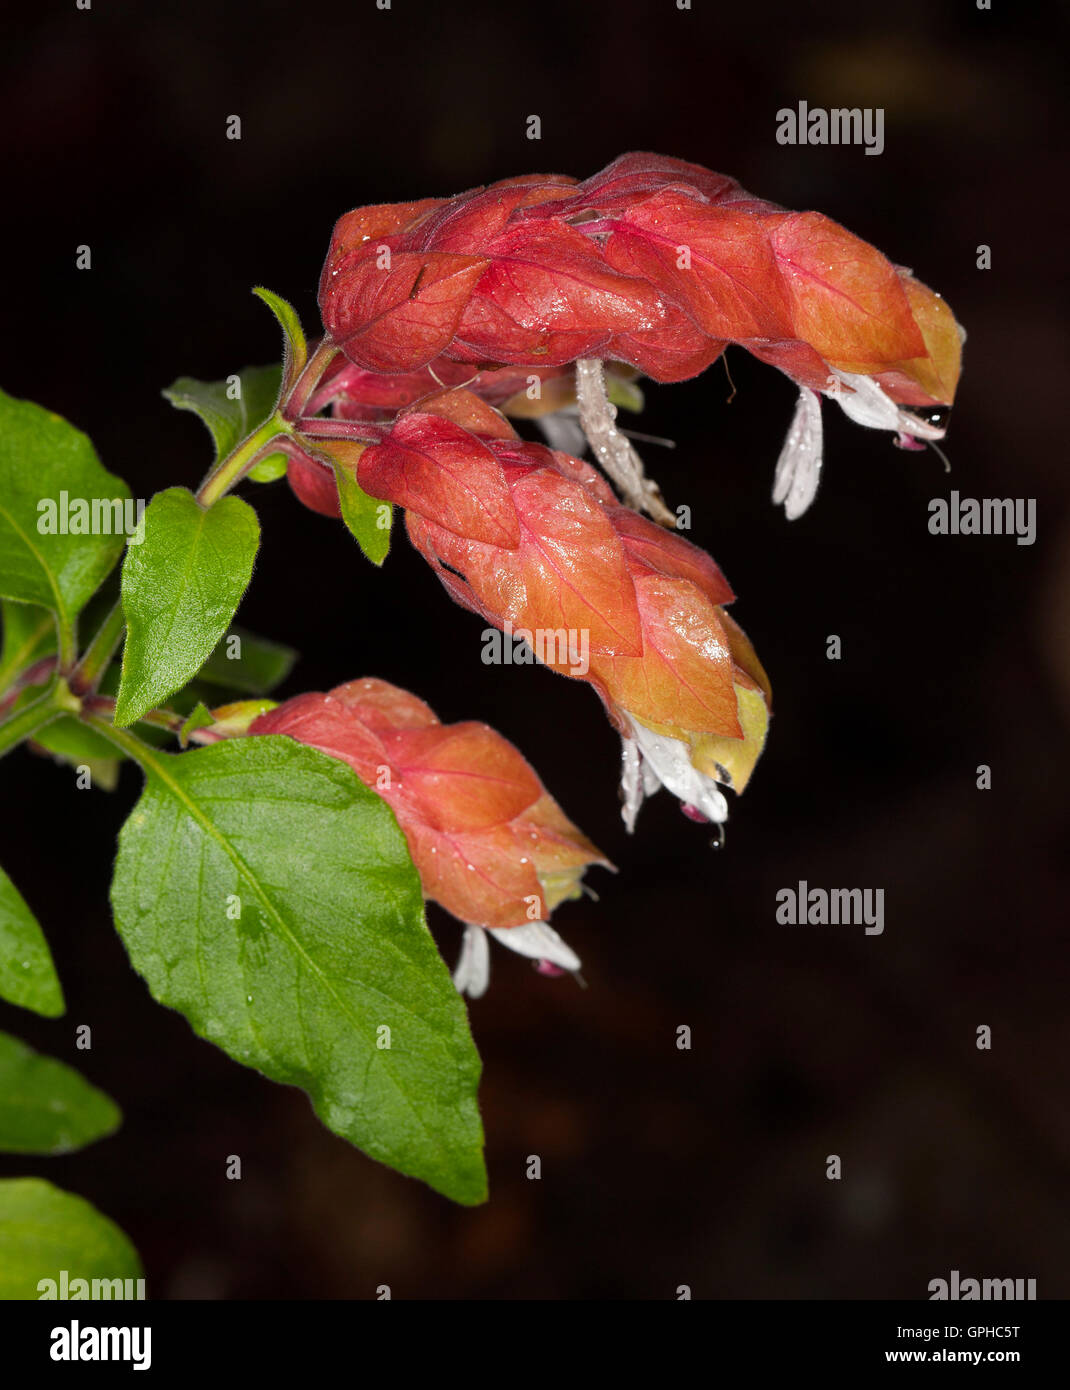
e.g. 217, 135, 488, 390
1, 0, 1068, 1299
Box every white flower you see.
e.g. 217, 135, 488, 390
773, 370, 949, 520
533, 405, 587, 457
452, 920, 582, 999
620, 715, 729, 834
772, 386, 824, 521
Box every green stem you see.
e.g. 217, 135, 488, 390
196, 413, 293, 508
69, 599, 125, 697
135, 707, 185, 733
84, 694, 178, 733
0, 678, 81, 760
194, 339, 339, 508
82, 712, 156, 767
83, 696, 224, 747
281, 337, 340, 421
57, 615, 77, 673
0, 657, 58, 718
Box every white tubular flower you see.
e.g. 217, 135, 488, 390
534, 407, 588, 458
453, 921, 582, 999
773, 370, 950, 520
620, 718, 730, 833
773, 386, 824, 520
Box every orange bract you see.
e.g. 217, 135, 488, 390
251, 678, 607, 930
319, 151, 961, 408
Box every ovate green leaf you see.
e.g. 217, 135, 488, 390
0, 1033, 120, 1154
162, 365, 282, 464
194, 626, 297, 695
336, 466, 392, 566
0, 864, 64, 1017
114, 487, 259, 727
0, 391, 132, 641
0, 1180, 141, 1300
109, 735, 486, 1204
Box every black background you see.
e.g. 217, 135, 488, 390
1, 0, 1068, 1298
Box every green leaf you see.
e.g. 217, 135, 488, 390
247, 451, 289, 484
114, 487, 260, 728
0, 1179, 142, 1300
31, 718, 122, 791
252, 287, 308, 387
0, 864, 64, 1017
195, 625, 297, 695
0, 1033, 120, 1154
0, 600, 56, 695
336, 465, 392, 566
1, 588, 116, 702
178, 701, 213, 748
605, 369, 645, 413
33, 716, 123, 765
162, 365, 282, 464
0, 390, 132, 657
109, 735, 486, 1204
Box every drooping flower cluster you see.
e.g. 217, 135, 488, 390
284, 380, 770, 830
271, 152, 966, 993
352, 387, 772, 829
250, 678, 607, 996
318, 151, 963, 516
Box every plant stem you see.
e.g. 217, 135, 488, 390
0, 656, 59, 718
196, 339, 355, 507
82, 712, 155, 766
82, 695, 223, 744
295, 417, 379, 443
69, 599, 125, 697
0, 609, 56, 698
57, 615, 78, 673
196, 413, 294, 508
0, 678, 81, 761
281, 337, 341, 422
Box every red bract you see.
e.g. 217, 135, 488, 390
275, 430, 374, 520
250, 678, 607, 996
284, 348, 621, 518
318, 153, 963, 519
319, 151, 962, 406
354, 391, 771, 829
283, 443, 348, 517
320, 177, 577, 374
325, 359, 579, 420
